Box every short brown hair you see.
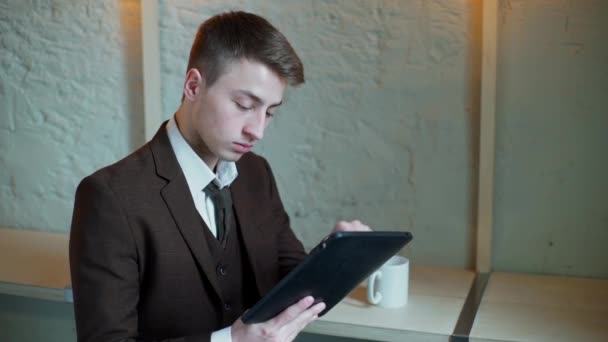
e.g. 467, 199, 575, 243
187, 11, 304, 87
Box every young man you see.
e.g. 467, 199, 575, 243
69, 11, 369, 342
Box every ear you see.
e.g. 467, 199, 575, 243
183, 68, 205, 101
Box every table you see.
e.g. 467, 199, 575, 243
0, 227, 72, 302
9, 226, 605, 341
470, 272, 608, 342
305, 266, 476, 341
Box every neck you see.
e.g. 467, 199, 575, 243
175, 103, 219, 170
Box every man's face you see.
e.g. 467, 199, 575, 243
185, 59, 287, 168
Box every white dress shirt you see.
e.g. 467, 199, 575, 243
166, 117, 237, 342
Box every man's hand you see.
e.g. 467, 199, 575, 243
332, 220, 372, 233
231, 296, 325, 342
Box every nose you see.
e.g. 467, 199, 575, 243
243, 111, 266, 141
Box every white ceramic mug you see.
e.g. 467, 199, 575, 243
367, 255, 409, 308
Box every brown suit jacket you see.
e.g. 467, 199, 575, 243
69, 123, 306, 342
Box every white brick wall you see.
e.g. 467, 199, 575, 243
492, 0, 608, 277
2, 0, 606, 274
0, 0, 143, 232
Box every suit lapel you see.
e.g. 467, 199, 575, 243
149, 122, 222, 299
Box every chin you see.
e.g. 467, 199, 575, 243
219, 151, 246, 162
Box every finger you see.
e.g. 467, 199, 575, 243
334, 220, 347, 231
350, 220, 371, 231
358, 223, 372, 231
285, 301, 326, 336
335, 221, 372, 232
271, 296, 314, 327
285, 313, 320, 342
282, 304, 324, 342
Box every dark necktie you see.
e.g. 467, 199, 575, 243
203, 182, 233, 246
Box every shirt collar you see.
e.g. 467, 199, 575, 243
166, 117, 238, 199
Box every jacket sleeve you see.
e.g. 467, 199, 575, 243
260, 158, 307, 278
69, 174, 212, 342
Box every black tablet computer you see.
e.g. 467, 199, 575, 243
241, 231, 413, 324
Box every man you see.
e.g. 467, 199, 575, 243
69, 11, 370, 342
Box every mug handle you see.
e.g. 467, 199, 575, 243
367, 270, 382, 305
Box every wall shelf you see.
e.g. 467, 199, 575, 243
0, 227, 72, 303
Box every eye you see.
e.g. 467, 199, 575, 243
266, 112, 275, 118
235, 101, 253, 111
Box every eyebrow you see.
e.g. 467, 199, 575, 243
235, 90, 283, 108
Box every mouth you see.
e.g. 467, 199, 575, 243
232, 142, 253, 153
